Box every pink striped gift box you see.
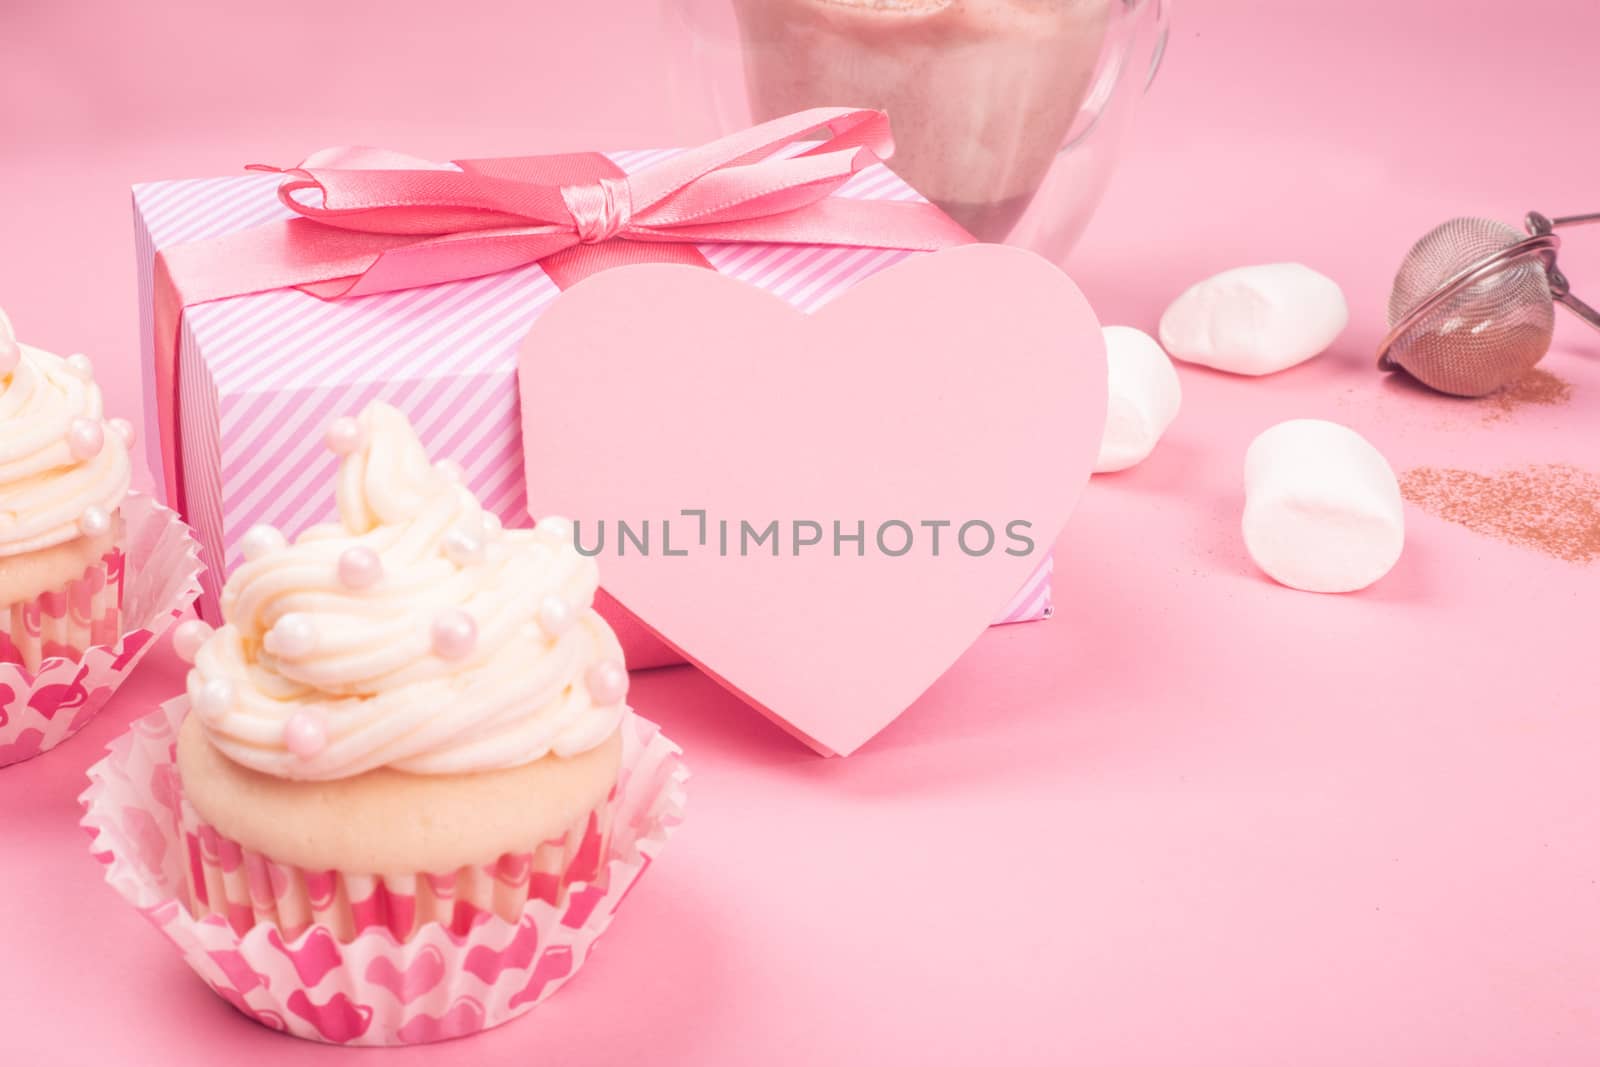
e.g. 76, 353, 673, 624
133, 148, 1054, 668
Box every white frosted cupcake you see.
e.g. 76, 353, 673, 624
0, 306, 134, 672
172, 401, 630, 942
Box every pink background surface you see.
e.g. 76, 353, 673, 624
2, 0, 1598, 1063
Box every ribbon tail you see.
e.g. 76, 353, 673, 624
634, 197, 974, 253
623, 108, 894, 212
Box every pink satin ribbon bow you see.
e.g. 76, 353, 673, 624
150, 107, 973, 515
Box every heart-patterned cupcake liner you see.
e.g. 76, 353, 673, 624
0, 544, 125, 674
179, 781, 615, 943
81, 700, 687, 1045
0, 493, 203, 768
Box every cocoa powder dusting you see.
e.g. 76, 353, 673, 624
1400, 464, 1600, 563
1480, 367, 1573, 421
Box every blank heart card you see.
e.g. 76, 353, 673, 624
518, 243, 1106, 755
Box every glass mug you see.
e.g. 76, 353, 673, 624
663, 0, 1170, 264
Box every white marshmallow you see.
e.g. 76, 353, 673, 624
1160, 263, 1348, 376
1094, 325, 1182, 473
1242, 419, 1404, 594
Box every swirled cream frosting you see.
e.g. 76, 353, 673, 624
182, 402, 628, 781
0, 307, 132, 557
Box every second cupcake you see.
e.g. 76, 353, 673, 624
0, 306, 134, 672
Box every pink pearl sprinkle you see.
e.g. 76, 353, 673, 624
67, 417, 105, 461
284, 711, 328, 760
79, 505, 111, 538
108, 417, 136, 447
324, 416, 363, 456
442, 528, 484, 566
172, 619, 213, 664
65, 353, 94, 379
0, 336, 19, 376
585, 659, 629, 705
537, 595, 574, 637
535, 516, 572, 544
267, 613, 316, 659
195, 678, 236, 723
240, 524, 286, 561
338, 546, 384, 589
431, 610, 477, 660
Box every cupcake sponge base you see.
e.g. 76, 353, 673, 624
175, 713, 623, 874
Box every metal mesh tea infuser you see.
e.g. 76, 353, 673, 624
1378, 211, 1600, 396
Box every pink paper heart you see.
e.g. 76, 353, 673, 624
365, 945, 446, 1005
286, 989, 373, 1044
396, 998, 486, 1044
268, 925, 343, 986
508, 946, 575, 1010
206, 948, 270, 996
520, 244, 1105, 755
464, 914, 541, 984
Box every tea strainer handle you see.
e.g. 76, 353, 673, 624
1527, 211, 1600, 332
1530, 211, 1600, 230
